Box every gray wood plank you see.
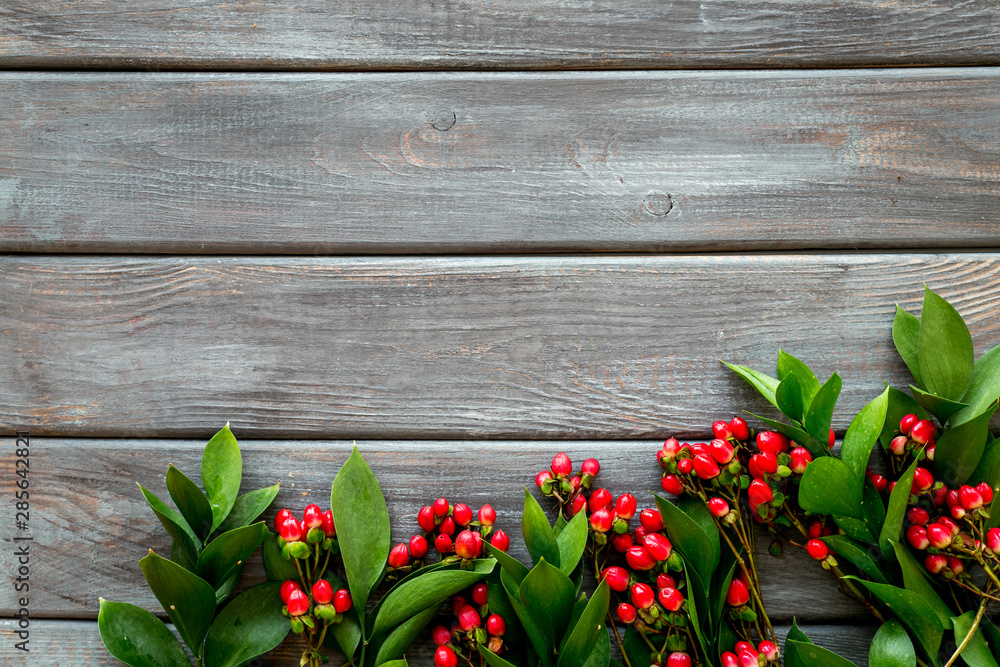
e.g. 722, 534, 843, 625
0, 619, 876, 665
0, 1, 998, 70
3, 254, 1000, 438
1, 70, 999, 254
0, 440, 872, 623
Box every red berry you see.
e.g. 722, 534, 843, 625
939, 516, 961, 536
808, 522, 824, 539
581, 458, 601, 476
907, 525, 929, 550
434, 646, 458, 667
870, 474, 888, 492
332, 589, 352, 613
387, 543, 410, 568
676, 458, 694, 475
911, 420, 936, 445
611, 532, 634, 553
726, 579, 750, 606
900, 414, 918, 435
433, 497, 450, 517
948, 557, 965, 575
640, 509, 664, 533
471, 582, 489, 606
280, 579, 301, 604
458, 605, 481, 631
571, 494, 588, 516
759, 641, 779, 661
431, 625, 452, 646
279, 516, 302, 543
590, 507, 614, 533
658, 587, 684, 612
490, 530, 510, 552
452, 503, 473, 527
435, 533, 453, 554
418, 506, 438, 532
661, 474, 685, 495
320, 510, 336, 538
738, 650, 760, 667
569, 476, 582, 491
409, 534, 429, 558
452, 596, 467, 615
311, 579, 333, 605
303, 504, 323, 529
662, 438, 681, 458
925, 554, 948, 574
535, 470, 552, 488
907, 507, 930, 526
656, 573, 677, 590
721, 653, 740, 667
615, 493, 638, 520
735, 642, 755, 655
588, 488, 613, 511
708, 497, 730, 517
912, 468, 934, 493
602, 566, 630, 592
478, 504, 497, 526
959, 485, 984, 510
625, 545, 657, 571
731, 416, 751, 441
946, 489, 961, 508
692, 453, 721, 479
805, 539, 828, 560
828, 429, 836, 448
713, 420, 733, 440
486, 613, 506, 636
667, 653, 692, 667
633, 526, 648, 543
926, 523, 951, 549
889, 435, 908, 456
551, 452, 572, 477
472, 531, 484, 558
455, 530, 478, 559
986, 527, 1000, 552
789, 447, 812, 474
709, 438, 736, 464
748, 479, 774, 506
286, 589, 309, 616
617, 602, 636, 624
749, 451, 777, 478
438, 517, 456, 536
976, 482, 995, 505
273, 508, 294, 533
643, 533, 673, 561
756, 431, 789, 455
630, 582, 655, 609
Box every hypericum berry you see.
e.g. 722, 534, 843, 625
907, 507, 930, 526
900, 413, 918, 435
458, 605, 481, 631
286, 589, 309, 616
828, 429, 836, 449
907, 525, 929, 550
976, 482, 995, 505
661, 474, 684, 495
303, 504, 323, 529
431, 624, 452, 646
625, 546, 657, 571
925, 443, 936, 460
789, 447, 812, 474
280, 579, 301, 604
409, 534, 429, 558
806, 539, 829, 560
667, 652, 692, 667
569, 476, 582, 491
643, 533, 672, 561
452, 503, 473, 527
656, 573, 677, 590
611, 533, 634, 552
759, 641, 779, 662
726, 579, 750, 606
614, 493, 637, 520
332, 589, 352, 613
311, 579, 334, 605
738, 650, 760, 667
551, 452, 572, 477
453, 530, 477, 559
658, 587, 683, 612
870, 474, 888, 492
748, 451, 778, 479
433, 497, 450, 517
756, 431, 790, 455
959, 485, 984, 510
731, 416, 751, 441
912, 468, 934, 493
946, 489, 961, 509
911, 419, 936, 445
948, 557, 965, 575
640, 509, 664, 533
602, 566, 630, 592
581, 458, 601, 476
434, 646, 458, 667
535, 470, 552, 488
692, 453, 722, 479
490, 530, 510, 552
939, 516, 961, 536
630, 583, 655, 609
708, 497, 730, 517
709, 438, 736, 464
890, 435, 909, 456
321, 510, 336, 538
676, 458, 693, 475
588, 488, 613, 512
274, 508, 294, 533
477, 504, 497, 526
735, 642, 755, 655
279, 516, 303, 543
435, 533, 453, 553
590, 507, 614, 533
617, 602, 637, 624
987, 528, 1000, 552
808, 522, 823, 539
926, 523, 951, 549
571, 494, 588, 516
713, 420, 733, 440
748, 479, 774, 506
469, 582, 489, 607
633, 525, 648, 543
720, 653, 740, 667
438, 517, 456, 536
418, 506, 438, 532
387, 543, 410, 568
486, 613, 506, 636
925, 554, 948, 574
452, 596, 467, 615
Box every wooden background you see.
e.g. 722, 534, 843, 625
2, 2, 999, 664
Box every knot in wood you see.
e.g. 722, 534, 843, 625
644, 192, 673, 216
430, 109, 457, 132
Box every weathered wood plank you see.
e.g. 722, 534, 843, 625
0, 619, 877, 665
1, 1, 998, 70
1, 71, 999, 254
0, 440, 872, 622
3, 254, 1000, 438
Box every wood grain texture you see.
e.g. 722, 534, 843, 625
0, 619, 878, 665
3, 254, 1000, 438
1, 1, 998, 70
0, 440, 873, 624
1, 71, 999, 254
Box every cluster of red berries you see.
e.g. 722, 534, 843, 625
408, 498, 509, 567
719, 639, 780, 667
802, 520, 839, 569
888, 413, 937, 461
535, 452, 601, 517
274, 504, 337, 559
431, 582, 508, 667
279, 578, 352, 631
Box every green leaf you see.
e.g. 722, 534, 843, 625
820, 535, 887, 584
870, 619, 916, 667
881, 459, 919, 556
723, 362, 780, 410
623, 626, 652, 667
522, 488, 560, 569
911, 385, 969, 426
196, 522, 266, 591
378, 662, 409, 667
861, 476, 887, 538
805, 372, 843, 446
555, 510, 588, 577
330, 446, 392, 615
580, 626, 611, 667
890, 541, 953, 631
935, 401, 999, 487
712, 551, 741, 635
170, 539, 196, 572
749, 412, 827, 457
98, 598, 190, 667
502, 568, 551, 667
894, 305, 923, 387
371, 559, 495, 636
787, 618, 811, 643
166, 465, 213, 543
799, 457, 862, 519
262, 530, 299, 582
479, 644, 521, 667
918, 286, 974, 401
851, 578, 944, 661
834, 514, 875, 545
201, 424, 242, 535
485, 541, 530, 584
970, 436, 1000, 490
372, 604, 438, 666
217, 483, 280, 534
776, 373, 806, 423
653, 493, 719, 589
684, 566, 709, 660
954, 344, 1000, 426
138, 483, 200, 559
778, 349, 822, 406
326, 608, 363, 662
556, 580, 610, 667
203, 582, 287, 667
520, 559, 576, 654
841, 386, 890, 479
953, 609, 999, 667
139, 551, 216, 656
786, 639, 859, 667
979, 619, 1000, 663
881, 386, 930, 451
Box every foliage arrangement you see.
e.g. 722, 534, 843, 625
100, 287, 1000, 667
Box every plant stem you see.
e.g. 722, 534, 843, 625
606, 613, 633, 667
943, 598, 988, 667
712, 514, 777, 644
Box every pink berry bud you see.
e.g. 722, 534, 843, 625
976, 482, 995, 505
303, 504, 323, 529
677, 458, 693, 475
332, 588, 352, 613
588, 488, 613, 511
692, 453, 722, 479
434, 533, 453, 554
273, 508, 294, 533
926, 523, 952, 549
939, 516, 961, 536
611, 533, 634, 553
731, 416, 751, 441
617, 602, 636, 624
409, 534, 429, 558
748, 479, 774, 506
987, 527, 1000, 552
912, 467, 934, 493
925, 554, 947, 574
948, 557, 965, 575
870, 474, 888, 492
726, 579, 750, 606
279, 516, 302, 543
662, 438, 681, 459
789, 447, 812, 474
756, 431, 789, 455
656, 573, 677, 590
435, 646, 458, 667
749, 451, 778, 479
490, 529, 510, 552
602, 566, 630, 592
661, 474, 684, 495
280, 579, 301, 604
615, 493, 638, 520
721, 653, 740, 667
571, 494, 587, 516
630, 583, 655, 609
906, 525, 929, 550
667, 652, 692, 667
759, 641, 779, 662
738, 650, 760, 667
433, 497, 450, 517
454, 530, 478, 559
890, 435, 909, 456
387, 543, 410, 568
959, 485, 984, 510
477, 503, 497, 526
438, 517, 456, 536
286, 589, 310, 616
907, 507, 929, 526
551, 452, 572, 477
535, 470, 552, 488
590, 507, 614, 533
640, 509, 664, 533
320, 510, 336, 538
658, 587, 684, 612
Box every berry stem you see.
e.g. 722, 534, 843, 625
605, 612, 633, 667
943, 598, 988, 667
712, 514, 777, 644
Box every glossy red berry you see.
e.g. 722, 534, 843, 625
470, 582, 489, 606
303, 504, 323, 529
332, 589, 352, 613
976, 482, 995, 505
738, 650, 760, 667
946, 489, 961, 508
661, 474, 684, 495
455, 530, 478, 559
490, 529, 510, 552
709, 438, 736, 464
438, 516, 456, 536
870, 474, 888, 492
939, 516, 961, 536
458, 605, 481, 631
662, 438, 681, 458
570, 476, 582, 491
452, 596, 467, 615
280, 579, 301, 604
409, 534, 429, 559
959, 485, 984, 510
756, 431, 789, 455
658, 587, 684, 612
617, 602, 637, 624
611, 532, 634, 552
748, 479, 774, 506
924, 554, 948, 574
431, 624, 452, 646
926, 523, 951, 549
900, 414, 918, 435
889, 435, 908, 456
713, 420, 733, 440
828, 429, 836, 449
631, 582, 655, 609
656, 573, 677, 590
477, 503, 497, 526
726, 579, 750, 606
708, 497, 730, 517
625, 545, 657, 571
948, 557, 965, 575
912, 467, 934, 493
279, 516, 302, 543
640, 509, 664, 533
551, 452, 572, 477
789, 447, 812, 474
581, 458, 600, 476
759, 641, 779, 662
571, 494, 588, 516
311, 579, 334, 605
387, 543, 410, 568
749, 451, 778, 479
911, 420, 936, 445
435, 533, 453, 554
320, 510, 336, 538
602, 566, 630, 592
535, 470, 552, 488
418, 505, 438, 532
588, 488, 613, 511
907, 507, 929, 526
643, 533, 672, 561
731, 416, 751, 441
434, 646, 458, 667
590, 507, 614, 533
486, 613, 506, 636
615, 493, 637, 520
720, 653, 740, 667
735, 642, 755, 655
806, 539, 828, 560
692, 454, 722, 479
987, 527, 1000, 552
907, 525, 929, 550
274, 508, 294, 533
433, 497, 450, 517
286, 588, 309, 616
667, 653, 692, 667
452, 503, 473, 527
676, 458, 693, 475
